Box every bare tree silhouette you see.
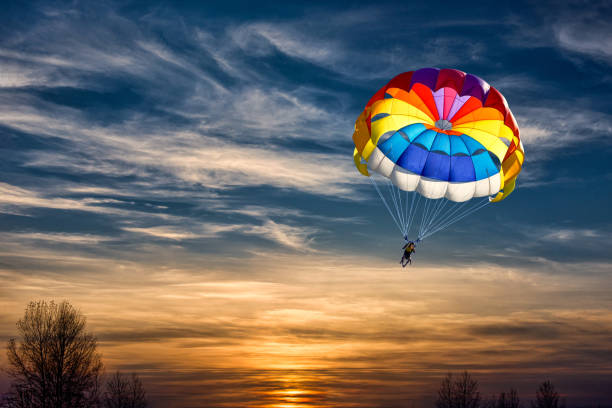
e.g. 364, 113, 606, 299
455, 371, 481, 408
497, 389, 521, 408
531, 381, 564, 408
3, 300, 103, 408
102, 372, 147, 408
437, 373, 454, 408
436, 371, 481, 408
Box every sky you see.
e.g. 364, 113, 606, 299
1, 0, 612, 407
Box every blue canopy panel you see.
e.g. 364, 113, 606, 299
377, 123, 501, 183
412, 129, 438, 150
471, 151, 499, 180
430, 132, 450, 154
400, 123, 428, 142
377, 132, 410, 162
460, 134, 486, 155
422, 151, 451, 180
450, 156, 476, 182
450, 135, 470, 156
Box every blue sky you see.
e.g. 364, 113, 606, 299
1, 1, 612, 406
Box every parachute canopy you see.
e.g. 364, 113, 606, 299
353, 68, 524, 203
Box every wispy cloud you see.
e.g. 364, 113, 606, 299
0, 182, 123, 215
243, 219, 317, 251
123, 219, 316, 251
230, 22, 338, 64
555, 23, 612, 63
0, 91, 359, 197
122, 225, 233, 241
539, 227, 601, 242
0, 6, 360, 206
552, 3, 612, 64
227, 12, 486, 80
0, 232, 109, 245
512, 106, 612, 187
516, 107, 612, 155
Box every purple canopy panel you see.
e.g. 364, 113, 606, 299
460, 73, 490, 102
409, 67, 440, 90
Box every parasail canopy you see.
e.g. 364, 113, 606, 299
352, 68, 525, 241
353, 68, 524, 203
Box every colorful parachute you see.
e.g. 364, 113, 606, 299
353, 68, 524, 241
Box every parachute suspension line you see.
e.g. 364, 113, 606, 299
406, 190, 418, 234
432, 199, 487, 235
416, 198, 425, 238
421, 205, 480, 240
395, 185, 405, 236
437, 198, 489, 235
385, 179, 404, 236
376, 141, 411, 237
388, 179, 407, 237
422, 198, 446, 239
397, 185, 409, 236
420, 198, 490, 240
418, 197, 433, 239
369, 172, 491, 242
369, 176, 404, 235
410, 192, 421, 237
419, 200, 470, 240
428, 199, 449, 232
404, 191, 414, 232
424, 197, 438, 236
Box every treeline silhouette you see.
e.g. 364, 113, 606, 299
436, 371, 567, 408
1, 301, 147, 408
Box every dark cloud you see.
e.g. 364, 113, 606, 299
468, 321, 565, 338
98, 325, 249, 344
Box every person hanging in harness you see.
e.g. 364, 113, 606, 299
400, 238, 416, 267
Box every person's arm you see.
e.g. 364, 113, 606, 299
403, 244, 408, 249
